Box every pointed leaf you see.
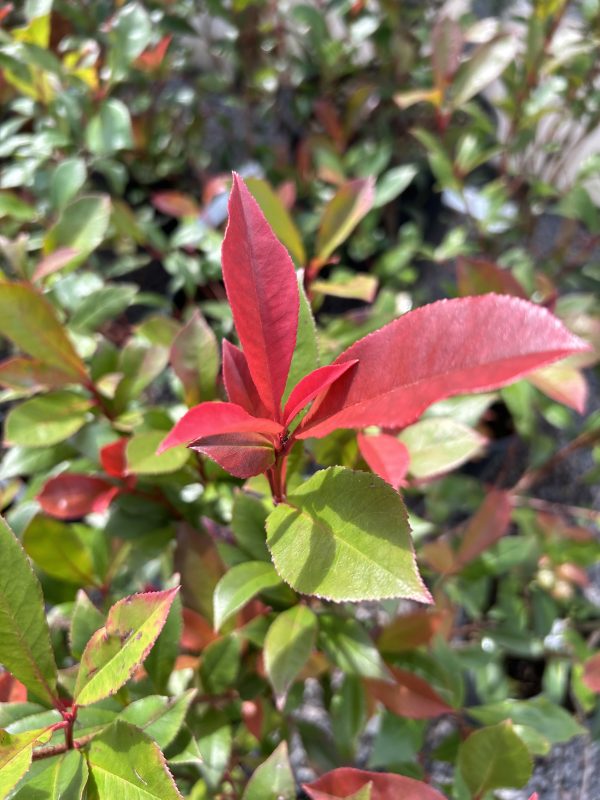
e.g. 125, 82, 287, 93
315, 179, 375, 265
304, 768, 447, 800
74, 588, 179, 706
213, 562, 281, 631
119, 690, 196, 750
43, 195, 111, 272
357, 433, 409, 489
23, 516, 99, 586
318, 615, 389, 680
245, 177, 306, 266
456, 256, 527, 298
158, 401, 282, 453
127, 431, 189, 475
0, 357, 75, 391
144, 590, 182, 695
0, 283, 87, 380
0, 517, 57, 706
222, 173, 299, 417
100, 438, 128, 478
242, 741, 296, 800
283, 361, 358, 426
37, 474, 118, 520
189, 431, 275, 479
454, 489, 512, 570
264, 605, 318, 706
4, 392, 92, 448
282, 276, 319, 405
458, 721, 532, 796
266, 467, 431, 602
399, 417, 486, 478
170, 310, 219, 405
70, 590, 105, 660
0, 727, 54, 798
11, 749, 88, 800
298, 296, 589, 439
366, 666, 453, 719
528, 361, 588, 412
32, 248, 80, 283
87, 719, 183, 799
450, 35, 519, 108
152, 191, 199, 218
222, 340, 269, 417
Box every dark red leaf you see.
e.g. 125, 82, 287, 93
37, 474, 119, 520
297, 295, 589, 439
283, 361, 358, 426
158, 401, 283, 453
304, 768, 446, 800
222, 339, 269, 418
222, 173, 299, 419
188, 431, 276, 478
100, 438, 128, 478
357, 433, 409, 489
366, 666, 454, 719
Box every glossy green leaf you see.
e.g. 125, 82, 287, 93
0, 284, 87, 380
266, 467, 431, 602
318, 615, 389, 680
0, 727, 53, 798
0, 191, 36, 221
87, 720, 183, 799
120, 690, 196, 750
170, 310, 219, 405
399, 417, 486, 478
373, 165, 417, 208
264, 605, 317, 707
315, 178, 375, 264
246, 177, 306, 266
43, 195, 111, 271
213, 561, 282, 631
70, 589, 105, 660
126, 431, 189, 475
450, 35, 519, 108
458, 721, 532, 796
145, 588, 182, 694
11, 749, 88, 799
85, 99, 133, 155
200, 635, 241, 694
71, 284, 138, 332
5, 392, 92, 448
467, 696, 585, 744
242, 741, 296, 800
74, 587, 179, 706
23, 517, 98, 586
0, 517, 57, 706
195, 710, 232, 791
108, 2, 152, 79
175, 522, 224, 624
231, 492, 270, 561
49, 157, 86, 211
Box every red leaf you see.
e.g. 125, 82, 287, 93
158, 401, 283, 453
528, 795, 539, 800
222, 339, 269, 418
188, 431, 276, 478
454, 488, 512, 570
32, 248, 80, 282
456, 256, 527, 298
0, 671, 27, 702
357, 433, 409, 489
283, 361, 359, 426
37, 474, 119, 520
181, 608, 218, 652
241, 699, 264, 740
297, 295, 589, 439
583, 652, 600, 693
152, 191, 200, 218
222, 173, 299, 419
366, 666, 454, 719
304, 768, 446, 800
377, 610, 450, 654
100, 439, 129, 478
135, 34, 172, 71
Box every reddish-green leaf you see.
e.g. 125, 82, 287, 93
37, 474, 119, 520
158, 401, 282, 453
297, 295, 589, 439
283, 361, 358, 426
458, 721, 532, 796
456, 256, 527, 298
357, 433, 409, 489
170, 310, 219, 405
582, 652, 600, 692
242, 741, 296, 800
366, 666, 454, 719
189, 431, 276, 478
304, 768, 446, 799
74, 588, 179, 706
222, 174, 299, 418
222, 339, 269, 418
455, 488, 512, 570
315, 179, 375, 265
31, 247, 80, 282
528, 361, 588, 413
0, 357, 75, 391
152, 191, 200, 218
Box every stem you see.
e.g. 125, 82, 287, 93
514, 428, 600, 494
33, 732, 95, 762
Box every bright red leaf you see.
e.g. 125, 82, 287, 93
357, 433, 409, 489
297, 295, 589, 439
221, 173, 299, 419
222, 339, 269, 418
0, 670, 27, 702
188, 432, 276, 478
366, 666, 454, 719
304, 768, 446, 800
158, 401, 282, 453
100, 438, 129, 478
37, 474, 119, 520
135, 34, 172, 71
283, 361, 359, 426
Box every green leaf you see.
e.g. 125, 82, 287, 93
245, 177, 306, 266
315, 179, 375, 264
264, 605, 317, 707
85, 99, 134, 156
145, 588, 182, 694
108, 2, 152, 80
43, 195, 111, 272
200, 635, 241, 695
282, 276, 319, 406
0, 517, 57, 706
5, 391, 92, 448
450, 35, 519, 108
266, 467, 431, 602
175, 522, 224, 625
373, 165, 418, 208
120, 690, 196, 750
74, 587, 179, 707
70, 589, 105, 660
71, 284, 138, 332
11, 749, 88, 799
23, 517, 98, 586
194, 710, 232, 791
0, 191, 36, 221
467, 696, 585, 744
213, 562, 282, 631
318, 614, 389, 680
87, 719, 183, 799
458, 721, 532, 796
242, 741, 295, 800
231, 492, 270, 561
0, 283, 87, 380
170, 310, 219, 405
126, 431, 189, 475
0, 727, 53, 798
50, 158, 86, 211
399, 417, 486, 479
